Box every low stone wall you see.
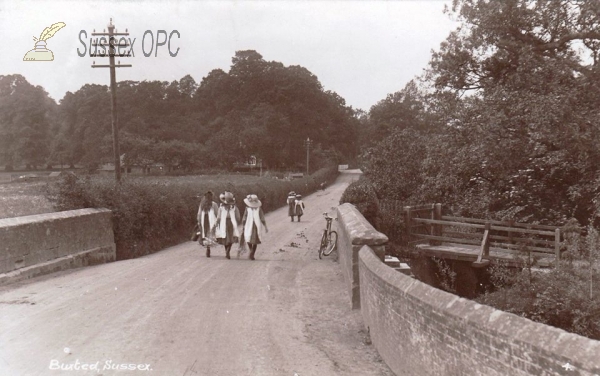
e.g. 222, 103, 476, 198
359, 245, 600, 376
336, 203, 387, 309
0, 208, 116, 285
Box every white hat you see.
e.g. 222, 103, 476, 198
244, 194, 262, 208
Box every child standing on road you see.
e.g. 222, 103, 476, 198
197, 190, 219, 258
215, 191, 241, 260
241, 194, 268, 260
294, 194, 305, 222
287, 191, 297, 222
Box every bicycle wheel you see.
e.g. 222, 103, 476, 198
318, 230, 328, 259
322, 231, 338, 256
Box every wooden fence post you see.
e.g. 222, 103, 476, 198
555, 228, 561, 261
428, 204, 434, 245
433, 203, 442, 246
404, 206, 412, 245
483, 222, 491, 256
473, 222, 491, 268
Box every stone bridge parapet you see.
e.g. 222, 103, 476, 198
0, 208, 116, 285
336, 203, 387, 309
336, 202, 600, 375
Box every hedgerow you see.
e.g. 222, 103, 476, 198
44, 166, 338, 260
339, 177, 380, 227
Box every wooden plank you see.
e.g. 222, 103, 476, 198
404, 206, 414, 244
473, 228, 491, 267
442, 216, 559, 231
414, 218, 486, 229
443, 216, 503, 225
431, 203, 443, 246
489, 234, 555, 248
482, 223, 491, 256
406, 204, 435, 211
555, 228, 561, 260
416, 243, 556, 267
489, 224, 555, 236
418, 234, 481, 246
444, 231, 482, 239
488, 241, 555, 254
415, 234, 555, 254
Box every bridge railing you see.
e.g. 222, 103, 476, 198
404, 204, 562, 265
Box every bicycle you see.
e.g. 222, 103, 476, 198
319, 212, 338, 259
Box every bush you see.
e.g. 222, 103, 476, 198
476, 261, 600, 340
45, 166, 339, 260
475, 222, 600, 340
377, 205, 405, 245
339, 177, 380, 227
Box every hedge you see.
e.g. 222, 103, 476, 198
44, 166, 339, 260
339, 176, 380, 227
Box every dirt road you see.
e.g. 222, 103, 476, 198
0, 170, 393, 376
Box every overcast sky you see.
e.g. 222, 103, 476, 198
0, 0, 458, 111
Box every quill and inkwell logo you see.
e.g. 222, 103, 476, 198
23, 22, 66, 61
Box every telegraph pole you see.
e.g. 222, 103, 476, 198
304, 137, 313, 176
91, 18, 132, 182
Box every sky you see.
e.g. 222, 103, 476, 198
0, 0, 458, 111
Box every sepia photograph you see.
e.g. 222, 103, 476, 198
0, 0, 599, 375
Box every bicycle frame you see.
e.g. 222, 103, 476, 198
325, 216, 333, 235
319, 213, 338, 259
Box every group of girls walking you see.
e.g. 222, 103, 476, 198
196, 190, 268, 260
287, 191, 305, 222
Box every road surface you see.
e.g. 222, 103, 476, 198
0, 170, 393, 376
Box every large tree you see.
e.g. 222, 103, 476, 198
363, 0, 600, 224
46, 50, 357, 172
0, 75, 57, 170
193, 50, 358, 169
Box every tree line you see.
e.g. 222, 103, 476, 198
0, 50, 359, 172
359, 0, 600, 226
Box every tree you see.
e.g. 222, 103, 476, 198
41, 51, 359, 173
0, 75, 56, 170
367, 80, 429, 145
423, 0, 600, 223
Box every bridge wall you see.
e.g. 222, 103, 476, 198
0, 208, 116, 285
358, 245, 600, 375
336, 203, 387, 309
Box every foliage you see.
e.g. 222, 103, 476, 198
0, 75, 57, 170
477, 260, 600, 340
432, 257, 457, 294
472, 217, 600, 340
20, 51, 355, 173
339, 177, 380, 227
2, 50, 358, 172
361, 0, 600, 226
376, 206, 405, 245
356, 0, 600, 339
44, 166, 338, 260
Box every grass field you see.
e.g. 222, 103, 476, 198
0, 181, 54, 219
0, 173, 288, 220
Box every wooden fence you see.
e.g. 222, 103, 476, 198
403, 204, 562, 265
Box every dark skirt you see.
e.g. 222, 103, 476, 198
288, 200, 296, 216
217, 218, 239, 246
202, 212, 211, 239
247, 223, 261, 245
